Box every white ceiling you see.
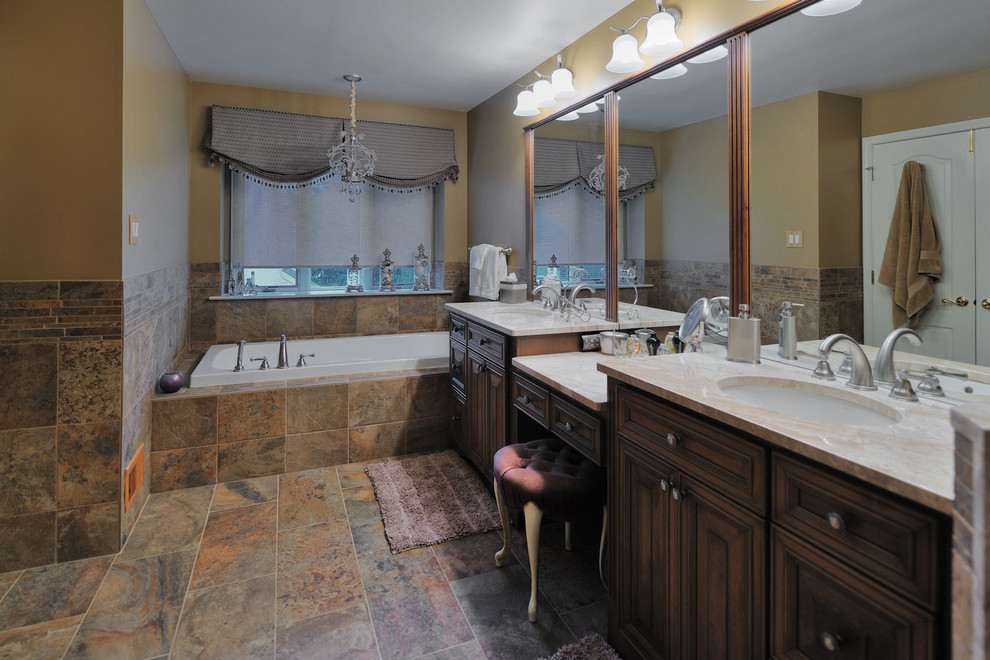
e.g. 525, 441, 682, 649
143, 0, 633, 112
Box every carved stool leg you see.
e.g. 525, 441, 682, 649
523, 501, 543, 623
494, 476, 511, 568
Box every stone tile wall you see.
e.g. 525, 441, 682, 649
187, 262, 469, 355
0, 281, 124, 571
120, 265, 190, 546
658, 259, 731, 312
750, 265, 863, 344
149, 372, 450, 492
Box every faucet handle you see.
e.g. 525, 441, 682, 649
890, 370, 919, 401
798, 350, 836, 381
251, 356, 270, 370
901, 369, 945, 396
296, 353, 315, 367
925, 365, 968, 380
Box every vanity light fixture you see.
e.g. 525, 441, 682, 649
575, 100, 601, 113
650, 63, 688, 79
328, 75, 376, 202
513, 89, 540, 117
550, 56, 577, 99
557, 111, 582, 121
607, 1, 683, 73
800, 0, 862, 16
687, 44, 727, 64
532, 78, 556, 108
513, 56, 577, 116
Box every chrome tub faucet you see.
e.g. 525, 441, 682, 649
277, 334, 289, 368
234, 339, 246, 372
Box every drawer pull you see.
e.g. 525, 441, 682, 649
477, 337, 487, 345
825, 512, 846, 533
564, 421, 574, 432
820, 632, 841, 652
521, 394, 530, 405
671, 487, 686, 502
666, 432, 679, 447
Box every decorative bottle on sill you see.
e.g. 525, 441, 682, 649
346, 254, 364, 293
413, 243, 431, 291
380, 248, 395, 292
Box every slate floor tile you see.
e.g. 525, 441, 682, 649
171, 574, 276, 659
275, 603, 379, 660
189, 502, 276, 590
118, 485, 214, 561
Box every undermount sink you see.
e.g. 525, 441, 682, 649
717, 376, 903, 427
489, 306, 553, 322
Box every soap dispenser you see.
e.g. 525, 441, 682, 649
777, 301, 804, 360
726, 304, 761, 364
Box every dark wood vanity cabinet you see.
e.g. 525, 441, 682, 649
607, 381, 949, 660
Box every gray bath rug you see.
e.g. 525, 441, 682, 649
365, 450, 501, 553
539, 634, 622, 660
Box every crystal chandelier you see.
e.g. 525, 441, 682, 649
328, 74, 376, 202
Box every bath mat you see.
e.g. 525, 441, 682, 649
539, 634, 622, 660
365, 450, 501, 553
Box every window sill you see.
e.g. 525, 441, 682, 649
208, 289, 453, 301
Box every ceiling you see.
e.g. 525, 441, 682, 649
143, 0, 632, 112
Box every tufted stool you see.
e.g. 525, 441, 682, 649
493, 438, 606, 623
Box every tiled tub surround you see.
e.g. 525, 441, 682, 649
150, 370, 450, 492
187, 262, 469, 354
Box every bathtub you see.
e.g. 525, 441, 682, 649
189, 331, 449, 388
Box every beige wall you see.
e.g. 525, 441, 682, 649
817, 92, 862, 268
862, 67, 990, 138
466, 0, 772, 275
188, 83, 468, 266
0, 0, 123, 280
122, 0, 191, 278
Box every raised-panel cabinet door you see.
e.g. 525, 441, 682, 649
482, 361, 506, 480
466, 351, 489, 472
677, 476, 766, 660
610, 438, 675, 660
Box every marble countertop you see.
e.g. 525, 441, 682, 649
512, 352, 609, 412
597, 344, 956, 514
445, 301, 684, 337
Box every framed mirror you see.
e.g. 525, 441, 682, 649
750, 0, 990, 366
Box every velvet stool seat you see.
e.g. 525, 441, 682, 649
492, 437, 606, 622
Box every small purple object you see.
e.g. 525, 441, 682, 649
158, 371, 185, 393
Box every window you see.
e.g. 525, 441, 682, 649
227, 171, 441, 292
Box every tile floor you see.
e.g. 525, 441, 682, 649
0, 457, 607, 659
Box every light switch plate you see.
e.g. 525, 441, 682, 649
129, 215, 140, 244
785, 230, 803, 248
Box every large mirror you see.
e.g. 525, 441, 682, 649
614, 42, 730, 319
751, 0, 990, 366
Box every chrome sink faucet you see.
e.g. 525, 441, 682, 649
277, 334, 289, 368
568, 283, 595, 309
874, 327, 922, 386
818, 334, 877, 390
532, 284, 561, 311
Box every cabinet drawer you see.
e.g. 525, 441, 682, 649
772, 453, 943, 609
449, 314, 467, 345
513, 372, 549, 427
550, 393, 602, 465
615, 385, 766, 514
771, 528, 936, 660
467, 322, 506, 365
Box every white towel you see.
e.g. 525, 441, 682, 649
469, 244, 507, 300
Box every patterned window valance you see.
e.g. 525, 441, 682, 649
534, 136, 657, 201
203, 105, 459, 191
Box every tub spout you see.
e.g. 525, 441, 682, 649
234, 339, 246, 372
278, 334, 289, 368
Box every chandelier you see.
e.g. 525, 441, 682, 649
328, 74, 376, 202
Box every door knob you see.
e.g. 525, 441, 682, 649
982, 298, 990, 311
941, 296, 969, 307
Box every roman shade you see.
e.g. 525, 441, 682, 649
534, 137, 657, 201
204, 105, 459, 190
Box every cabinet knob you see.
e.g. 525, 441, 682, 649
521, 395, 530, 405
564, 421, 574, 432
825, 512, 846, 533
478, 337, 487, 345
671, 487, 686, 502
660, 479, 669, 492
820, 632, 841, 652
666, 433, 679, 447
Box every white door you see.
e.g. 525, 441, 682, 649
976, 128, 990, 367
865, 132, 976, 363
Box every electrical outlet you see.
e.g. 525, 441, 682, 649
785, 230, 803, 248
129, 215, 140, 244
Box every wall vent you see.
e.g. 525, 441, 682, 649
124, 444, 145, 512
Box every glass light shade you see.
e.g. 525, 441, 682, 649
606, 33, 645, 73
650, 63, 688, 80
801, 0, 862, 16
557, 111, 581, 121
575, 101, 600, 113
550, 67, 577, 99
533, 79, 556, 108
687, 45, 728, 64
639, 12, 683, 57
513, 90, 539, 117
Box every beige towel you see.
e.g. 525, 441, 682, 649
877, 161, 942, 328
